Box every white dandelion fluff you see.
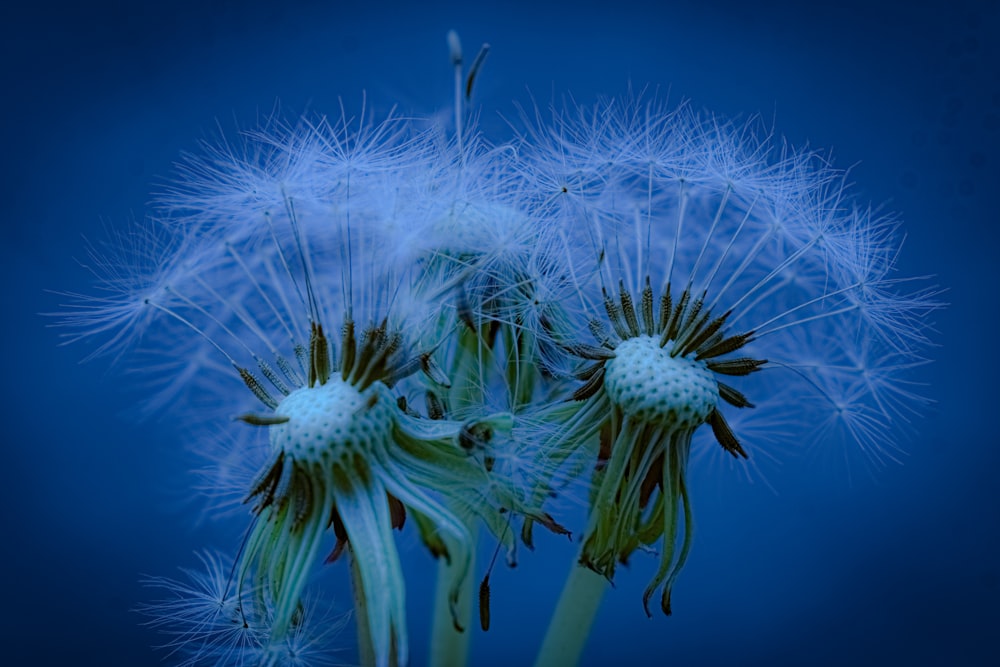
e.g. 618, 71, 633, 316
139, 550, 348, 667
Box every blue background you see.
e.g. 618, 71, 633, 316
2, 0, 997, 665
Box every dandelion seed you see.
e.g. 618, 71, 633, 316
139, 550, 347, 667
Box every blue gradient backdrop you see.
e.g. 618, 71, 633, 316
3, 1, 997, 665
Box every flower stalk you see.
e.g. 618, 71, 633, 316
429, 525, 479, 667
533, 562, 609, 667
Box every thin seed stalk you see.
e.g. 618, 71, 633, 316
533, 558, 608, 667
349, 547, 378, 667
428, 321, 486, 666
429, 523, 479, 667
503, 324, 538, 410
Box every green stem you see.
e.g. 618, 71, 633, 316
349, 548, 399, 667
533, 559, 609, 667
429, 523, 479, 667
349, 548, 376, 667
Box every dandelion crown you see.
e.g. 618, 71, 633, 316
60, 28, 937, 667
604, 335, 719, 426
270, 379, 394, 463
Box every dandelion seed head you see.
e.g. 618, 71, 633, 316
603, 335, 718, 426
505, 90, 941, 616
271, 380, 394, 463
432, 201, 528, 257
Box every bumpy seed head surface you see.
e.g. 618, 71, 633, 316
604, 335, 719, 427
433, 202, 527, 257
270, 378, 394, 463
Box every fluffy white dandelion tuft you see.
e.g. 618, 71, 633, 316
138, 550, 348, 667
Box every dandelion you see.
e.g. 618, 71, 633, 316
516, 96, 938, 666
368, 34, 578, 665
67, 98, 566, 667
